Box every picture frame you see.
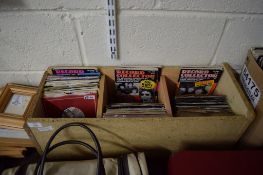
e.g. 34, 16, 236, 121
0, 87, 3, 96
0, 84, 38, 129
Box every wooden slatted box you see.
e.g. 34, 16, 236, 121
26, 64, 255, 159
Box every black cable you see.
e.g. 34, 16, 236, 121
134, 153, 143, 175
49, 140, 98, 156
34, 140, 98, 175
37, 123, 104, 175
35, 122, 105, 175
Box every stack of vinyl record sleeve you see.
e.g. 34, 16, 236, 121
103, 103, 167, 118
175, 95, 234, 117
42, 67, 100, 118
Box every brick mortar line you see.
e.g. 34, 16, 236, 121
120, 10, 263, 18
0, 71, 44, 73
209, 19, 229, 66
0, 9, 263, 17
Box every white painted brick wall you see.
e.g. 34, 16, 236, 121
213, 16, 263, 69
0, 71, 43, 86
0, 0, 263, 86
79, 13, 226, 66
0, 12, 82, 71
160, 0, 263, 13
1, 0, 263, 12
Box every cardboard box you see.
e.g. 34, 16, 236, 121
25, 64, 254, 159
240, 50, 263, 147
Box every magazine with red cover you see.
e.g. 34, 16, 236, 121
43, 92, 97, 118
51, 68, 100, 76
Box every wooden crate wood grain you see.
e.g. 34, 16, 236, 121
26, 64, 255, 159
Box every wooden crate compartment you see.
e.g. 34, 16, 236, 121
25, 64, 255, 159
161, 64, 254, 117
29, 67, 172, 119
98, 67, 173, 117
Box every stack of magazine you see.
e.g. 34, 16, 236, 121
42, 67, 100, 118
175, 66, 234, 116
177, 66, 223, 95
103, 66, 166, 118
103, 103, 167, 118
175, 96, 234, 116
115, 66, 160, 103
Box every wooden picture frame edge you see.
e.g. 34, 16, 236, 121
0, 83, 38, 129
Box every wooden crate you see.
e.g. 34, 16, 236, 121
25, 64, 255, 159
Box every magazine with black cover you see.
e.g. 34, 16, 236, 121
115, 67, 160, 102
177, 67, 223, 95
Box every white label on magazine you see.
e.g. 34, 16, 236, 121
27, 122, 43, 128
240, 65, 261, 108
38, 126, 53, 132
84, 95, 95, 100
